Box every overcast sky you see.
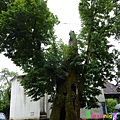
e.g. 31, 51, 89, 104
0, 0, 81, 74
48, 0, 81, 43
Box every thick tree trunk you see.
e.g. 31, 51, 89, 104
50, 77, 80, 120
50, 33, 81, 120
50, 82, 66, 120
50, 59, 80, 120
50, 62, 80, 120
50, 94, 66, 120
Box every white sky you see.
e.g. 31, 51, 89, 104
0, 0, 119, 75
48, 0, 81, 44
0, 0, 81, 74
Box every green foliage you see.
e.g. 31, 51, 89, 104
0, 0, 58, 70
0, 0, 14, 13
105, 99, 117, 113
0, 0, 59, 100
116, 58, 120, 81
21, 39, 68, 100
0, 85, 11, 118
77, 0, 120, 108
0, 0, 120, 112
0, 68, 18, 118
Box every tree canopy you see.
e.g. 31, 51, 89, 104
0, 0, 59, 100
77, 0, 120, 108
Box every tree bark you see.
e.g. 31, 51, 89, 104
50, 33, 80, 120
50, 71, 80, 120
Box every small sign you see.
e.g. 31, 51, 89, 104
30, 112, 34, 116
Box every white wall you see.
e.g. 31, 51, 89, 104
10, 77, 51, 120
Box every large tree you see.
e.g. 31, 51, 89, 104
0, 0, 120, 120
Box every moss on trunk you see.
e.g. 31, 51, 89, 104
50, 82, 66, 120
50, 94, 65, 120
50, 35, 82, 120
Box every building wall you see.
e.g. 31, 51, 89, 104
10, 77, 51, 120
10, 76, 106, 119
80, 88, 106, 118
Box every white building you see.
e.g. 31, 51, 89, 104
10, 75, 51, 120
10, 75, 106, 120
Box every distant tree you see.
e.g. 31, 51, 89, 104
0, 0, 120, 120
106, 99, 117, 113
0, 68, 18, 119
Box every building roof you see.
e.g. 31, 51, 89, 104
10, 74, 26, 81
103, 82, 120, 98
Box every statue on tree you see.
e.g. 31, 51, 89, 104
69, 30, 76, 46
